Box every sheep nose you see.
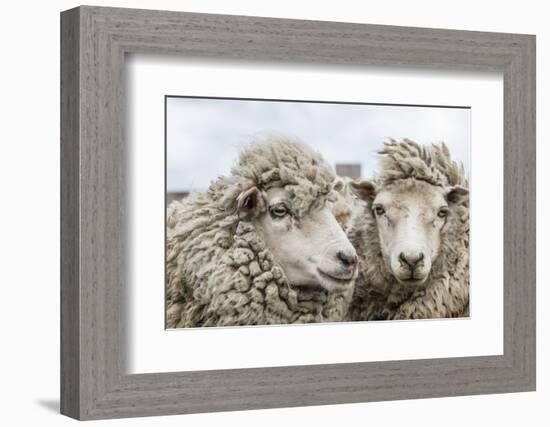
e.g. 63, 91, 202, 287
399, 252, 424, 270
337, 250, 358, 267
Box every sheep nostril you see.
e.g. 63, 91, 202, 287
337, 251, 357, 267
399, 252, 424, 269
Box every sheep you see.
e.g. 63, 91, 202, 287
166, 136, 359, 328
331, 176, 363, 233
347, 139, 470, 320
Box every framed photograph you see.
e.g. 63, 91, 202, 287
164, 96, 472, 330
61, 6, 536, 420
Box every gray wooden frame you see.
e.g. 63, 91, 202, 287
60, 5, 536, 420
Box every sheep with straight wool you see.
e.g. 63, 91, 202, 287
166, 136, 359, 328
347, 139, 470, 320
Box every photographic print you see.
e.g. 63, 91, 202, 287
165, 96, 470, 328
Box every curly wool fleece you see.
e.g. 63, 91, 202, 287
348, 139, 470, 320
166, 136, 354, 328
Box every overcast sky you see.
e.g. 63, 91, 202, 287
166, 97, 470, 193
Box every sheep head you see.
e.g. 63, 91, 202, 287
330, 177, 356, 232
350, 139, 469, 290
351, 178, 468, 287
236, 183, 358, 293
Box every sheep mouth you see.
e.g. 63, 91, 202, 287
316, 268, 355, 286
396, 276, 427, 287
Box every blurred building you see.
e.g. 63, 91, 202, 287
335, 163, 361, 179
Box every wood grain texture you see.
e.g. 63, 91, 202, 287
60, 5, 536, 420
60, 7, 80, 419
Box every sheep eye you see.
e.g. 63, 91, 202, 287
270, 205, 288, 218
373, 205, 385, 216
437, 207, 449, 218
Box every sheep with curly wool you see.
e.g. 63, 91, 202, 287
347, 139, 470, 320
166, 136, 359, 328
330, 176, 361, 233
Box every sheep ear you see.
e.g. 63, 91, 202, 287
236, 187, 264, 219
332, 178, 345, 193
446, 185, 469, 204
350, 180, 377, 201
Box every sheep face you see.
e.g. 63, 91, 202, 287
352, 178, 468, 287
331, 177, 355, 232
238, 185, 358, 292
